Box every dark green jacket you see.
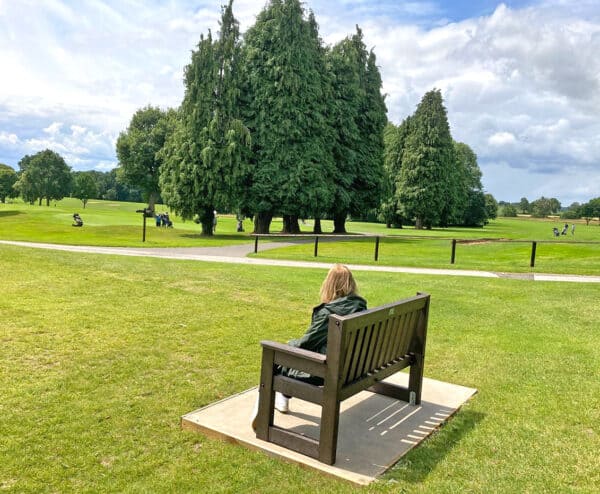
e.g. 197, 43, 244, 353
288, 294, 368, 355
283, 294, 367, 383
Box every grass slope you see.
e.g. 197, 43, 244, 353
1, 245, 599, 492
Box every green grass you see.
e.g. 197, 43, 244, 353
2, 198, 600, 274
1, 245, 599, 492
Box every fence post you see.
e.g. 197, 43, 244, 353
530, 241, 537, 267
451, 239, 457, 264
254, 235, 259, 254
374, 236, 380, 261
314, 236, 319, 257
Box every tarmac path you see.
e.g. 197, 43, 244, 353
2, 239, 600, 283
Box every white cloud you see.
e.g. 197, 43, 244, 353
488, 132, 517, 146
0, 0, 599, 204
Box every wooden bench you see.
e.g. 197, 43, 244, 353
254, 292, 430, 465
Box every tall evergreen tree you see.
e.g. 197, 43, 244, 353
243, 0, 334, 233
397, 89, 454, 229
454, 141, 486, 226
380, 116, 412, 227
160, 0, 250, 235
327, 28, 386, 233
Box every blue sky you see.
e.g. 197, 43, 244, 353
1, 0, 599, 205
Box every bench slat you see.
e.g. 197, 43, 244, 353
268, 427, 320, 460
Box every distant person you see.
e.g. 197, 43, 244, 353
155, 214, 161, 227
553, 227, 559, 237
236, 214, 244, 232
251, 264, 367, 429
572, 223, 575, 235
561, 223, 568, 235
213, 210, 218, 233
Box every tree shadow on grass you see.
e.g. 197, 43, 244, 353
384, 409, 485, 483
0, 211, 22, 217
178, 233, 250, 241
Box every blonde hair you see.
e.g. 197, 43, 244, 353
319, 264, 357, 303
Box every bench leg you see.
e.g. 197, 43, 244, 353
408, 353, 424, 405
256, 348, 276, 440
318, 396, 340, 465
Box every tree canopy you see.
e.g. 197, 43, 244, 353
116, 105, 174, 211
72, 172, 98, 208
242, 0, 335, 233
15, 150, 72, 206
396, 89, 455, 229
0, 164, 18, 203
160, 0, 250, 235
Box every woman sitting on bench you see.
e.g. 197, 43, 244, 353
252, 264, 367, 428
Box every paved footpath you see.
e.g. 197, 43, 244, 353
2, 239, 600, 284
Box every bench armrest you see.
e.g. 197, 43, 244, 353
260, 340, 326, 365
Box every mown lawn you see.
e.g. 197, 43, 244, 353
2, 199, 599, 275
1, 245, 598, 493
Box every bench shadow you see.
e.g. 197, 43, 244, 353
384, 408, 485, 483
0, 210, 22, 217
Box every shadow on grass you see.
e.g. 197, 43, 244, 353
385, 409, 485, 483
0, 210, 23, 217
179, 233, 252, 241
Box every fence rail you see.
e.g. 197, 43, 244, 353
250, 233, 600, 267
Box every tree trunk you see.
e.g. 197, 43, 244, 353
415, 217, 423, 230
282, 215, 300, 234
46, 197, 50, 206
38, 197, 42, 206
253, 212, 273, 234
147, 191, 158, 214
333, 212, 347, 234
313, 217, 322, 234
199, 206, 214, 236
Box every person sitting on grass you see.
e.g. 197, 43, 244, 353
251, 264, 367, 429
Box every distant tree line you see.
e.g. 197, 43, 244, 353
500, 196, 600, 225
0, 154, 143, 207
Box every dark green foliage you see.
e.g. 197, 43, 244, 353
72, 172, 98, 208
15, 150, 72, 206
580, 197, 600, 225
397, 89, 455, 229
242, 0, 334, 233
327, 28, 387, 233
519, 197, 530, 214
0, 163, 18, 203
160, 0, 250, 235
530, 196, 561, 217
379, 118, 412, 227
116, 105, 174, 211
454, 141, 486, 226
502, 203, 518, 217
484, 193, 498, 220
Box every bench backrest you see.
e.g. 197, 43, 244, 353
327, 293, 430, 390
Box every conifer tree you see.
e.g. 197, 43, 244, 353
243, 0, 334, 233
160, 0, 249, 235
397, 89, 454, 229
327, 28, 386, 233
380, 116, 412, 227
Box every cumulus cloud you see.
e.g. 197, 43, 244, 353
0, 0, 599, 204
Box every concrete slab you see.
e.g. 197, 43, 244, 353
181, 373, 477, 485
